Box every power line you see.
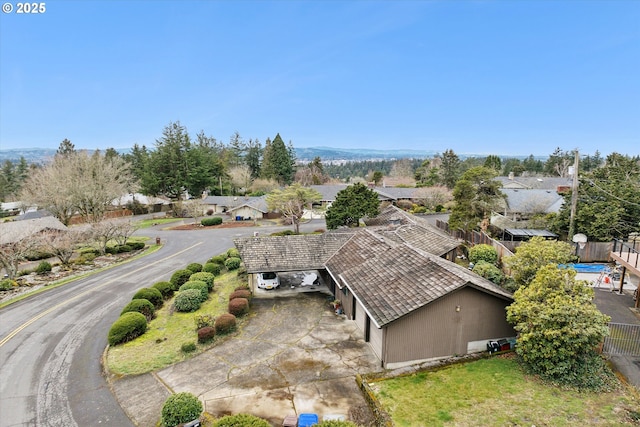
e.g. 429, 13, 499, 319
584, 178, 640, 208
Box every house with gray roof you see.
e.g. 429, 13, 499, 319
0, 217, 68, 246
234, 209, 514, 368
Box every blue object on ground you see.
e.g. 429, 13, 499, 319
298, 413, 319, 427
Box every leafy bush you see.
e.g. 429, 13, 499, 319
174, 289, 203, 312
127, 241, 145, 250
170, 269, 193, 291
468, 244, 498, 265
179, 281, 209, 302
160, 392, 202, 427
226, 248, 240, 258
108, 312, 147, 346
224, 257, 241, 270
197, 326, 216, 343
228, 297, 249, 317
202, 262, 222, 276
396, 199, 414, 211
194, 313, 214, 330
189, 272, 214, 291
118, 244, 133, 253
316, 421, 358, 427
229, 289, 251, 301
215, 313, 237, 334
208, 255, 227, 265
201, 217, 223, 226
35, 261, 52, 274
152, 281, 174, 299
0, 278, 17, 291
120, 299, 155, 321
212, 413, 270, 427
412, 205, 428, 214
234, 285, 250, 291
132, 287, 164, 309
181, 342, 197, 353
186, 262, 203, 273
472, 260, 504, 285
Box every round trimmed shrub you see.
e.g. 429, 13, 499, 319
472, 260, 504, 285
228, 297, 249, 317
229, 289, 251, 301
179, 281, 209, 302
236, 266, 247, 281
224, 257, 241, 271
117, 244, 132, 253
208, 255, 227, 265
235, 285, 250, 291
120, 298, 155, 321
160, 392, 202, 427
152, 281, 174, 299
215, 313, 237, 334
201, 217, 223, 226
203, 262, 222, 276
181, 342, 197, 353
170, 269, 193, 291
108, 312, 147, 346
197, 326, 216, 343
186, 262, 203, 273
226, 248, 240, 258
174, 289, 203, 312
35, 261, 52, 274
194, 313, 214, 330
212, 413, 270, 427
132, 287, 163, 308
189, 272, 214, 291
468, 244, 498, 265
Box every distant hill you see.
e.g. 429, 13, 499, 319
0, 146, 533, 164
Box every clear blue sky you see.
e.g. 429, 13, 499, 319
1, 0, 638, 156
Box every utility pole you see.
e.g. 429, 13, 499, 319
568, 149, 579, 239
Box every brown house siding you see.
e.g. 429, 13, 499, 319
382, 287, 515, 366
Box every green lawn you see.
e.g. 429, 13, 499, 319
371, 355, 640, 426
106, 270, 244, 375
134, 217, 184, 229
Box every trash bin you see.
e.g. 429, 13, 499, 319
155, 237, 161, 245
235, 216, 242, 221
298, 413, 319, 427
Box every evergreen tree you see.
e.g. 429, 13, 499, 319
449, 167, 504, 232
56, 138, 75, 156
483, 155, 502, 172
261, 133, 294, 185
245, 138, 262, 179
439, 149, 461, 189
325, 183, 380, 229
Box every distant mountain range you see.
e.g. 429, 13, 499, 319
0, 146, 532, 164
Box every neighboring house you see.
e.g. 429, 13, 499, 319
14, 209, 54, 221
112, 193, 171, 213
498, 189, 564, 220
234, 207, 514, 368
0, 216, 68, 246
227, 196, 269, 220
495, 175, 572, 192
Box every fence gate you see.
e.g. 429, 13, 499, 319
602, 323, 640, 356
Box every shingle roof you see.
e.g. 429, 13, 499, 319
364, 205, 461, 256
501, 189, 564, 214
0, 217, 68, 245
327, 236, 513, 328
496, 176, 572, 190
234, 231, 356, 273
227, 195, 268, 213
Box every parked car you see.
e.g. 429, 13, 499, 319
257, 272, 280, 290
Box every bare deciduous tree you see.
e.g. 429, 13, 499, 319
413, 186, 453, 210
228, 165, 253, 195
20, 150, 138, 225
36, 229, 88, 267
183, 199, 206, 224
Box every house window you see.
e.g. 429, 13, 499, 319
341, 286, 348, 296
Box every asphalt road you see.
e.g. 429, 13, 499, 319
0, 219, 325, 427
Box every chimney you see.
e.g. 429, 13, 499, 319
508, 172, 514, 180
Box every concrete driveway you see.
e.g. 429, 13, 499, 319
110, 291, 382, 427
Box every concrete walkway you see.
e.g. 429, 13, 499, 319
579, 272, 640, 390
108, 291, 382, 427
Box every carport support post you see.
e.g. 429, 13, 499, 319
618, 266, 626, 295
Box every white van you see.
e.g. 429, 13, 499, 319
257, 272, 280, 290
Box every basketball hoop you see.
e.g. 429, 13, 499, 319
572, 233, 588, 250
